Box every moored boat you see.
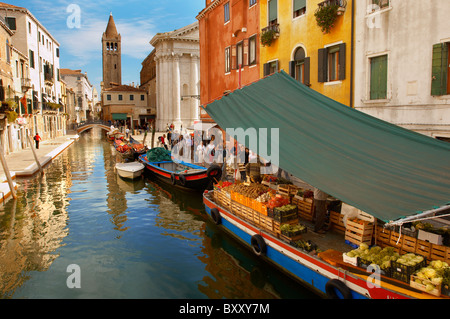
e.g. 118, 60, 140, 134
114, 139, 134, 159
203, 186, 450, 299
115, 161, 145, 180
138, 148, 222, 191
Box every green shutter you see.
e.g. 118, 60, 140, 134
338, 43, 346, 80
294, 0, 306, 12
269, 0, 277, 23
304, 57, 311, 86
370, 55, 388, 100
431, 43, 448, 96
318, 48, 327, 83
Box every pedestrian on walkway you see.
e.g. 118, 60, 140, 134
34, 132, 41, 149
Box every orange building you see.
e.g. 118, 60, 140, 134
197, 0, 260, 122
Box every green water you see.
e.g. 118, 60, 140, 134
0, 129, 319, 299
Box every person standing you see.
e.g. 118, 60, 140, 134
313, 188, 329, 234
34, 132, 41, 149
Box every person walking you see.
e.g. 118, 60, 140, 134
34, 132, 41, 149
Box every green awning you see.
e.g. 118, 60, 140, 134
202, 71, 450, 222
112, 113, 127, 120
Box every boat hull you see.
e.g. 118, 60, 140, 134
115, 162, 144, 180
139, 154, 212, 192
203, 191, 415, 299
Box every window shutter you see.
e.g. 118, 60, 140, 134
338, 43, 346, 80
268, 0, 278, 23
431, 43, 448, 96
274, 60, 279, 73
370, 55, 388, 100
243, 39, 249, 66
294, 0, 306, 12
289, 61, 295, 78
304, 57, 311, 86
263, 63, 270, 76
318, 48, 327, 82
231, 45, 237, 70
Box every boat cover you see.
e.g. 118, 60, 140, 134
146, 147, 172, 162
201, 71, 450, 222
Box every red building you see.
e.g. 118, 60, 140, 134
197, 0, 260, 123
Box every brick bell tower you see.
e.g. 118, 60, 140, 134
102, 13, 121, 89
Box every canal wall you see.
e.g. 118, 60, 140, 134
0, 131, 79, 203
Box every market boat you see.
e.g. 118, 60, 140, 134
114, 139, 134, 159
107, 129, 124, 141
138, 147, 222, 191
115, 161, 145, 180
129, 136, 148, 159
203, 184, 450, 299
200, 71, 450, 299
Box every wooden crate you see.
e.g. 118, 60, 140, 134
330, 211, 346, 234
345, 218, 374, 246
431, 244, 449, 263
258, 213, 275, 234
410, 275, 442, 297
415, 239, 431, 259
389, 231, 403, 249
401, 235, 417, 253
375, 226, 391, 245
273, 219, 299, 236
294, 196, 314, 221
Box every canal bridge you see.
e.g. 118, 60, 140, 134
76, 121, 112, 134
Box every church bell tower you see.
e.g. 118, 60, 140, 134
102, 13, 121, 89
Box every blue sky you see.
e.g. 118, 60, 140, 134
15, 0, 205, 93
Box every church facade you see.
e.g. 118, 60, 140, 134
147, 21, 201, 132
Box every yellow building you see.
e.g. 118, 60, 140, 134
259, 0, 353, 107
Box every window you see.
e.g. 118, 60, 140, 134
263, 60, 279, 76
431, 43, 450, 96
318, 43, 346, 82
56, 48, 59, 57
118, 94, 123, 101
28, 22, 32, 33
268, 0, 278, 25
249, 35, 257, 66
371, 0, 390, 10
370, 55, 388, 100
5, 17, 16, 30
29, 50, 35, 68
141, 95, 145, 101
236, 41, 243, 68
224, 2, 230, 23
289, 47, 310, 86
249, 0, 257, 6
225, 46, 231, 73
130, 94, 134, 101
6, 40, 10, 63
328, 46, 339, 82
107, 94, 112, 101
293, 0, 306, 18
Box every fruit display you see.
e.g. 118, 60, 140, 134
291, 239, 318, 252
411, 260, 449, 295
266, 196, 290, 209
280, 223, 307, 237
223, 183, 269, 199
345, 244, 400, 270
256, 191, 272, 203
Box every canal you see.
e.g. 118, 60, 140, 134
0, 129, 320, 299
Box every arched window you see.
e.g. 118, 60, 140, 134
106, 42, 110, 51
290, 46, 310, 86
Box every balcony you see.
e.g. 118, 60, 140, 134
44, 72, 54, 85
261, 23, 280, 47
21, 77, 32, 92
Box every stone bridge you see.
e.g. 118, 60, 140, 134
76, 121, 112, 134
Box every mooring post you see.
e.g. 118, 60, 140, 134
0, 146, 17, 199
27, 134, 43, 173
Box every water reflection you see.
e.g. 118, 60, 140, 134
0, 128, 318, 299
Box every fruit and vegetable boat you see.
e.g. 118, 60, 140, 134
203, 181, 450, 299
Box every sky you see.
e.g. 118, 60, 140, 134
15, 0, 205, 93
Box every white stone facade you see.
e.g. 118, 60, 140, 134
354, 0, 450, 140
150, 22, 200, 131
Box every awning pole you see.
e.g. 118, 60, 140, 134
386, 204, 450, 227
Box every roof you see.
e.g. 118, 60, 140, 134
0, 2, 24, 9
104, 13, 119, 38
202, 71, 450, 222
103, 84, 145, 93
60, 68, 83, 75
150, 21, 198, 46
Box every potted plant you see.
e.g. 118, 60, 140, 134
261, 29, 277, 47
314, 3, 339, 34
6, 110, 18, 123
48, 102, 61, 110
